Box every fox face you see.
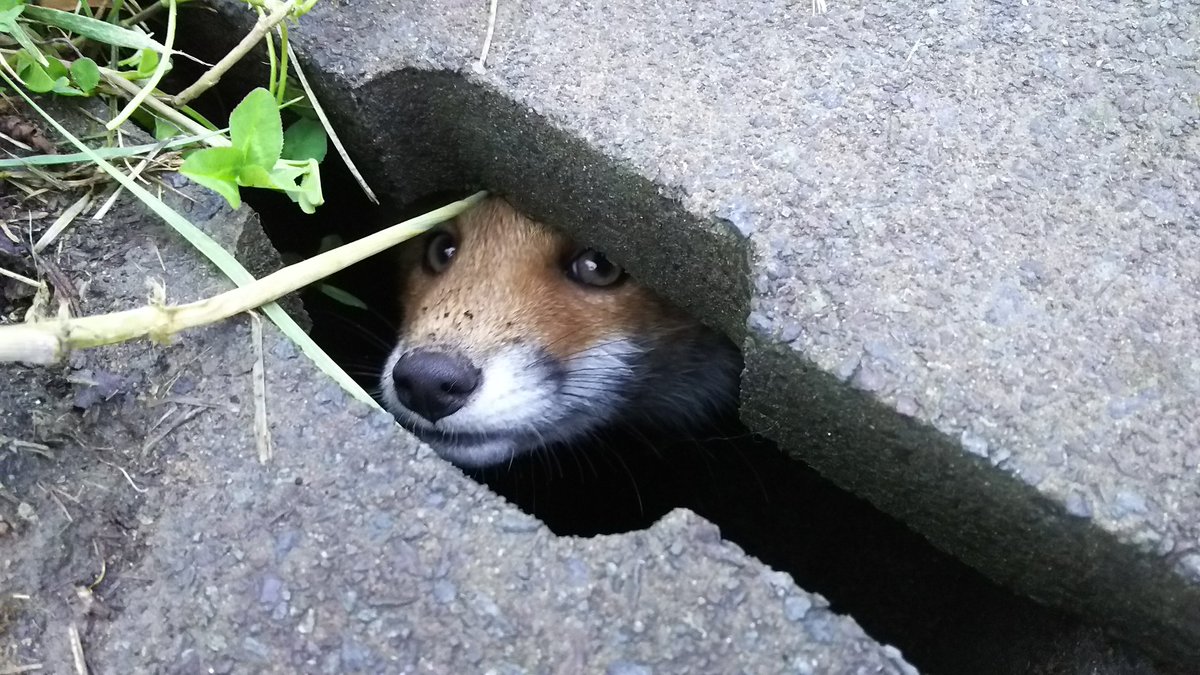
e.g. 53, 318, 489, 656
380, 197, 740, 468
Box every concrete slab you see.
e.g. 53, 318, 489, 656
194, 0, 1200, 663
0, 123, 913, 672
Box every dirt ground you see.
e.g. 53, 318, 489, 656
0, 146, 275, 668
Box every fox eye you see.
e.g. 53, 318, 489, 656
424, 231, 457, 273
567, 249, 625, 288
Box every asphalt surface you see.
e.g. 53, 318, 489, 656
204, 0, 1200, 663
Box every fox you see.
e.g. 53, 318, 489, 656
378, 196, 741, 469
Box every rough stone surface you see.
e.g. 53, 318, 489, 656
196, 0, 1198, 663
0, 148, 912, 673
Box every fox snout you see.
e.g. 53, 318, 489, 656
380, 197, 740, 468
390, 349, 482, 421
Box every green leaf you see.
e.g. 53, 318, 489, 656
237, 163, 277, 190
229, 88, 282, 171
43, 58, 82, 96
179, 146, 244, 210
136, 49, 159, 79
51, 78, 85, 96
318, 283, 368, 310
21, 5, 168, 52
16, 53, 54, 93
45, 57, 68, 78
154, 116, 183, 141
291, 159, 324, 214
70, 57, 100, 93
15, 54, 80, 94
117, 49, 162, 79
281, 117, 327, 162
268, 158, 324, 214
0, 5, 49, 67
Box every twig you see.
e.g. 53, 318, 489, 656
285, 42, 378, 204
100, 69, 223, 146
172, 0, 297, 107
250, 312, 273, 463
138, 406, 205, 457
107, 0, 177, 131
43, 485, 74, 522
0, 434, 53, 457
472, 0, 499, 74
0, 130, 35, 152
91, 141, 166, 221
122, 0, 174, 28
29, 244, 82, 318
0, 192, 483, 363
33, 190, 93, 253
0, 665, 45, 674
0, 265, 40, 288
88, 540, 107, 590
97, 458, 150, 493
68, 623, 88, 675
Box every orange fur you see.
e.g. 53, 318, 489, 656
382, 196, 740, 468
397, 198, 693, 361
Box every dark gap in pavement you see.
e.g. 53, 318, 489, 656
165, 21, 1171, 673
239, 162, 1163, 675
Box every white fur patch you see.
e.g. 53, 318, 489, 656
380, 337, 644, 467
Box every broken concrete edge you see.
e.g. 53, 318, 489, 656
741, 337, 1200, 665
192, 2, 1194, 663
0, 173, 921, 672
266, 58, 1200, 665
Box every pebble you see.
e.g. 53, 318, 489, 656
783, 595, 812, 622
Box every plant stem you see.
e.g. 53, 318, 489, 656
171, 0, 296, 107
101, 67, 222, 143
274, 23, 289, 104
122, 0, 185, 28
0, 191, 487, 365
106, 0, 177, 130
285, 41, 379, 204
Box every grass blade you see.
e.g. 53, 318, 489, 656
22, 5, 168, 52
0, 129, 226, 168
105, 0, 175, 131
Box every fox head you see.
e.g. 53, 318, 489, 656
380, 197, 740, 468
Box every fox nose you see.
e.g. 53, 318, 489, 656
391, 349, 481, 422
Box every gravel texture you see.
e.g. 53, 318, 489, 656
192, 0, 1200, 663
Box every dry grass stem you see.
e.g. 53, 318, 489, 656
33, 190, 93, 253
250, 311, 273, 463
138, 406, 206, 457
0, 266, 41, 288
0, 192, 484, 364
473, 0, 499, 74
0, 665, 46, 674
285, 42, 379, 204
68, 623, 87, 675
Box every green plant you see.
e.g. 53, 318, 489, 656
0, 0, 402, 405
180, 87, 327, 213
1, 0, 333, 207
